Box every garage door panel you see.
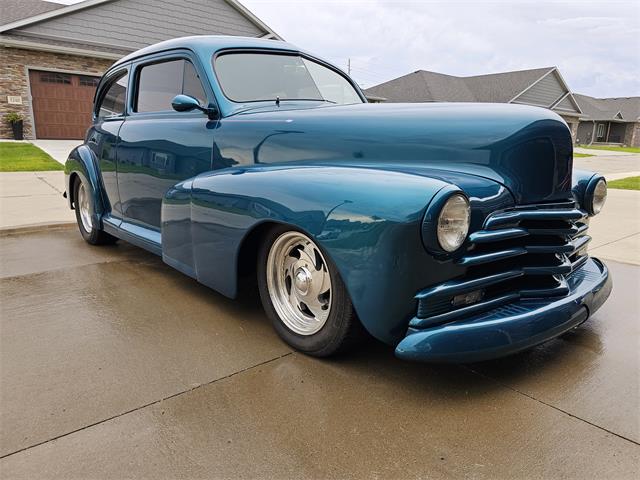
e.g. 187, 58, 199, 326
29, 70, 101, 140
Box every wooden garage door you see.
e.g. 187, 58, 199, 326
29, 70, 100, 139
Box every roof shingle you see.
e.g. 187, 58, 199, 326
0, 0, 63, 26
365, 67, 556, 103
574, 94, 640, 121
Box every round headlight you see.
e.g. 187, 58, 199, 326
591, 178, 607, 215
437, 194, 470, 252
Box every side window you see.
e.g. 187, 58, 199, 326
183, 61, 207, 106
135, 59, 208, 113
97, 71, 128, 119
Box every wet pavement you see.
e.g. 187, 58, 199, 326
0, 229, 638, 479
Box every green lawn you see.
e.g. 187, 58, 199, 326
578, 144, 640, 154
0, 142, 63, 172
573, 153, 594, 158
607, 176, 640, 191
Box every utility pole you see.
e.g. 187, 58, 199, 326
347, 58, 351, 75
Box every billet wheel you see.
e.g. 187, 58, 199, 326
257, 226, 363, 356
73, 177, 117, 245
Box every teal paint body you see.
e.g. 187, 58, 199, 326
65, 36, 611, 362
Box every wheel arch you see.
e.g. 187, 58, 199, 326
64, 145, 108, 225
236, 220, 283, 280
68, 171, 80, 208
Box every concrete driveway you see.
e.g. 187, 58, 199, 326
0, 229, 638, 479
30, 140, 81, 165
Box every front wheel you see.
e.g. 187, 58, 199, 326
257, 226, 362, 357
73, 177, 117, 245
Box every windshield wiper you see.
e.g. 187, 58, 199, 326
272, 98, 337, 105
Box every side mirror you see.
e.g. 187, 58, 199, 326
172, 94, 200, 112
171, 94, 218, 120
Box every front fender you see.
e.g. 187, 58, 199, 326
162, 164, 511, 344
163, 165, 447, 343
64, 145, 106, 227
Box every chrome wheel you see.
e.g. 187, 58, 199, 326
77, 182, 92, 232
266, 231, 332, 335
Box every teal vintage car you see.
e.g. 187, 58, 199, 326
65, 36, 611, 362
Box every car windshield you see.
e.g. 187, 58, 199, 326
214, 52, 363, 105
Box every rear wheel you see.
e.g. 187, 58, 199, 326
73, 177, 116, 245
257, 226, 362, 356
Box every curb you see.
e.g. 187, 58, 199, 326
0, 222, 76, 237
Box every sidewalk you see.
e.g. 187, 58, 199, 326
574, 147, 635, 156
0, 171, 74, 230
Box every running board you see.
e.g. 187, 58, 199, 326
102, 215, 162, 256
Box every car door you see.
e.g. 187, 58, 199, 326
87, 66, 130, 218
116, 51, 216, 232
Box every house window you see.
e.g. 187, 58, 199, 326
40, 72, 71, 84
79, 76, 99, 87
597, 123, 605, 138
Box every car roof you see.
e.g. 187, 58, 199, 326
112, 35, 302, 67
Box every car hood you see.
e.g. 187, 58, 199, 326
216, 102, 574, 204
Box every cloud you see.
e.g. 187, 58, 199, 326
46, 0, 640, 97
242, 0, 640, 97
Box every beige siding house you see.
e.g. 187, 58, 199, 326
0, 0, 280, 139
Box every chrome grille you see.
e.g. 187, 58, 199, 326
413, 201, 591, 328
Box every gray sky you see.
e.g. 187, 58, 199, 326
242, 0, 639, 97
50, 0, 640, 97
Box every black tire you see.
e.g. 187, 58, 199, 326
73, 177, 117, 245
257, 225, 364, 357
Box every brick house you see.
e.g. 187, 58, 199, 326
0, 0, 280, 140
574, 94, 639, 147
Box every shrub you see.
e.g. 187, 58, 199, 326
5, 112, 23, 124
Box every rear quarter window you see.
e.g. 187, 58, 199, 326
96, 71, 128, 119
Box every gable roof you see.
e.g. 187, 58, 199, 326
466, 67, 555, 103
0, 0, 64, 26
365, 66, 582, 115
365, 67, 554, 103
0, 0, 281, 59
574, 94, 640, 122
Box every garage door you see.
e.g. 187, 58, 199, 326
29, 70, 100, 139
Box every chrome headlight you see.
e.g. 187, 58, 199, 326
591, 178, 607, 214
585, 177, 607, 215
437, 194, 471, 252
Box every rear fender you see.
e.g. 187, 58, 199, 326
64, 145, 106, 227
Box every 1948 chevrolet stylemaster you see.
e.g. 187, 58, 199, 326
65, 36, 612, 362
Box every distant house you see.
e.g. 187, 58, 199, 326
0, 0, 280, 140
364, 67, 584, 140
573, 94, 639, 146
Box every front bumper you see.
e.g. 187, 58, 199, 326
395, 257, 612, 363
